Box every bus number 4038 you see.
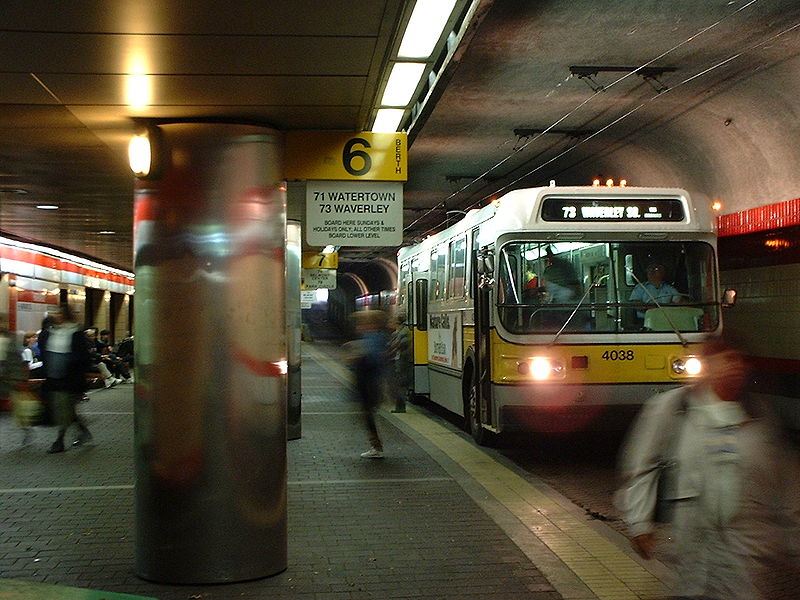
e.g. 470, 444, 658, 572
602, 349, 635, 360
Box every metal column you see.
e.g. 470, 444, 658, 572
286, 220, 302, 440
133, 123, 287, 583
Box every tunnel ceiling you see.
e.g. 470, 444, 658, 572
1, 0, 799, 273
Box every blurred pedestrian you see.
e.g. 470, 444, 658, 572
0, 317, 27, 411
350, 310, 390, 458
617, 337, 800, 599
1, 317, 34, 445
39, 304, 93, 453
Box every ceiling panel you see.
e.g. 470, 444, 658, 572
66, 104, 364, 131
0, 32, 378, 76
0, 74, 59, 104
2, 1, 394, 36
38, 73, 367, 106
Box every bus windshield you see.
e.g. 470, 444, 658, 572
497, 241, 718, 334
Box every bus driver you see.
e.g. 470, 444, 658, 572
629, 262, 683, 318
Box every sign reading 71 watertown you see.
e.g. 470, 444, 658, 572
286, 131, 407, 247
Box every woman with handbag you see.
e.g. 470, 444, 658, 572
617, 338, 800, 599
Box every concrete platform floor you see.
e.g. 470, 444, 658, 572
0, 341, 672, 599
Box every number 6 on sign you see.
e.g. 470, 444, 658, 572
342, 138, 372, 176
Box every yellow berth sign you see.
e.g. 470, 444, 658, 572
285, 131, 407, 181
302, 252, 339, 269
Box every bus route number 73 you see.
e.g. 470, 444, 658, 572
602, 349, 634, 361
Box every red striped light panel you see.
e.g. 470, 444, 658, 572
0, 237, 134, 292
717, 197, 800, 237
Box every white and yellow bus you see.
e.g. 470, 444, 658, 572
397, 185, 728, 444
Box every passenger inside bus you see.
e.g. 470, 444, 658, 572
521, 270, 542, 303
541, 247, 581, 304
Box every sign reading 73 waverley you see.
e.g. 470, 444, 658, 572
285, 132, 407, 182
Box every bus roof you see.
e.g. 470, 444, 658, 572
398, 185, 715, 263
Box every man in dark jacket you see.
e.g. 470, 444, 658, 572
39, 304, 92, 453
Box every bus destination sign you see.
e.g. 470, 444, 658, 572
540, 197, 685, 222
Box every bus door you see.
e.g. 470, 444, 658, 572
411, 277, 430, 394
470, 245, 495, 443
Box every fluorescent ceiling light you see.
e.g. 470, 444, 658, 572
371, 109, 406, 133
36, 205, 59, 210
381, 62, 427, 107
398, 0, 458, 59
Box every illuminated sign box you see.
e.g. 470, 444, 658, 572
540, 197, 685, 222
285, 132, 407, 182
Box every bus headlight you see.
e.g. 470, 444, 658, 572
524, 357, 564, 380
672, 356, 702, 376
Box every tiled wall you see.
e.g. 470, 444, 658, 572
721, 263, 800, 363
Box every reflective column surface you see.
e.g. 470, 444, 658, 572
133, 123, 287, 583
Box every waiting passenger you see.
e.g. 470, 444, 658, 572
388, 311, 411, 413
84, 328, 121, 388
629, 262, 683, 318
98, 329, 132, 382
20, 332, 43, 375
116, 335, 134, 369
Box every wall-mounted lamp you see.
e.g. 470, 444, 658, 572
128, 124, 163, 179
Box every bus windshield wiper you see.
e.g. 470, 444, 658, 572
626, 267, 689, 347
548, 273, 609, 345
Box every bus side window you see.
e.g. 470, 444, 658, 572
448, 236, 467, 298
416, 279, 428, 331
430, 247, 446, 301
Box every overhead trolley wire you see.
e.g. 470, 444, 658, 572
404, 0, 766, 237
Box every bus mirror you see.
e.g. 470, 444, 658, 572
722, 288, 737, 307
476, 253, 494, 274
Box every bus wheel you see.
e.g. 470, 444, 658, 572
468, 383, 491, 446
